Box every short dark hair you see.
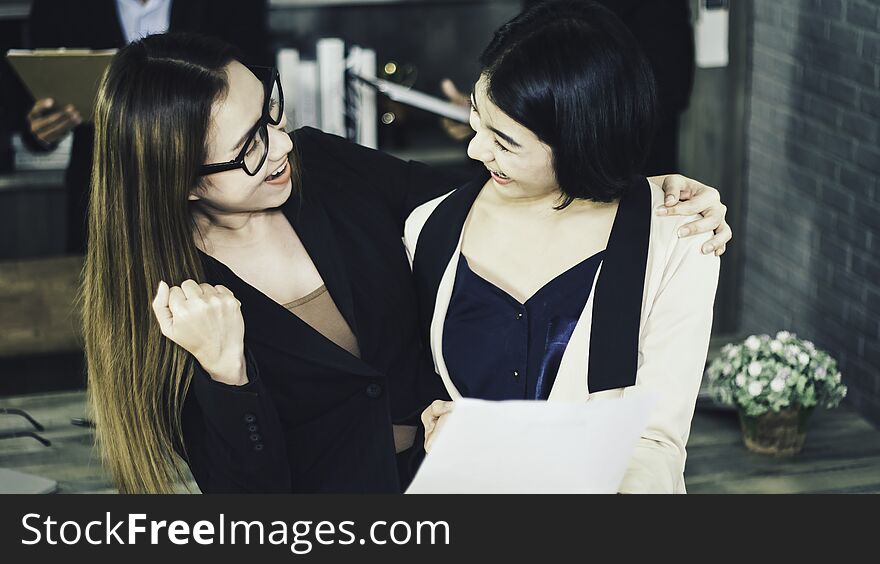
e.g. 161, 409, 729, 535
479, 0, 657, 206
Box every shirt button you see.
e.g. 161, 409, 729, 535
513, 370, 520, 379
366, 383, 383, 398
247, 424, 258, 433
254, 443, 264, 452
515, 312, 523, 320
244, 414, 257, 424
249, 433, 261, 442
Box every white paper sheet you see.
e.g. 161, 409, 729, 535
406, 391, 657, 494
351, 75, 471, 123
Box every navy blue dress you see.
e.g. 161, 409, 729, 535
442, 251, 605, 400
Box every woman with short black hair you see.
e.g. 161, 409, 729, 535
479, 0, 658, 205
413, 1, 720, 494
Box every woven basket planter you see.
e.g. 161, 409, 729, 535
738, 406, 814, 456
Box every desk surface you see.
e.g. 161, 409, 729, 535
1, 390, 879, 494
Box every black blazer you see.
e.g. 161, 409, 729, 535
180, 127, 454, 493
4, 0, 269, 252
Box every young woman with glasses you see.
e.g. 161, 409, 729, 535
83, 31, 732, 493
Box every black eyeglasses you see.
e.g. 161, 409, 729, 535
200, 66, 285, 177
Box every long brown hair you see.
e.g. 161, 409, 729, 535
83, 33, 245, 493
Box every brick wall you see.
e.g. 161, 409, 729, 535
742, 0, 880, 424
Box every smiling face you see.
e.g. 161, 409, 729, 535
190, 60, 294, 213
467, 73, 559, 201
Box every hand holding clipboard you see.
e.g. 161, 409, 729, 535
6, 48, 117, 144
25, 98, 82, 146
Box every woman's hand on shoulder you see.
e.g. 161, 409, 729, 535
421, 399, 455, 453
652, 174, 732, 257
152, 279, 248, 386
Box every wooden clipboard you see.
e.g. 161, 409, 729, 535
5, 48, 118, 122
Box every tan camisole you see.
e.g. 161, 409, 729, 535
283, 285, 361, 358
283, 286, 416, 453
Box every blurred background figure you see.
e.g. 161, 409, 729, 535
1, 0, 270, 253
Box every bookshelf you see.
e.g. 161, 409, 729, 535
269, 0, 520, 170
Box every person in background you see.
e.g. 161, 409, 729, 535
443, 0, 694, 176
3, 0, 269, 253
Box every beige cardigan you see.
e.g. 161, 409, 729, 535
403, 181, 720, 494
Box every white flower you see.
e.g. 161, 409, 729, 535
748, 361, 763, 377
748, 382, 764, 396
771, 378, 786, 392
835, 372, 842, 383
745, 336, 761, 351
776, 331, 792, 341
770, 340, 783, 353
779, 367, 792, 380
727, 346, 739, 358
798, 353, 810, 366
735, 374, 746, 387
722, 365, 732, 376
803, 340, 815, 352
814, 367, 827, 380
786, 345, 800, 357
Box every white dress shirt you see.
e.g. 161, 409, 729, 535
116, 0, 172, 44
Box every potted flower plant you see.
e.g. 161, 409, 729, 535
705, 331, 847, 456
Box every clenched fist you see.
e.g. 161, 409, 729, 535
151, 279, 247, 386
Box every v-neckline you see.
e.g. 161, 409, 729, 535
457, 178, 617, 306
412, 171, 653, 396
198, 250, 363, 362
195, 190, 367, 367
458, 250, 606, 307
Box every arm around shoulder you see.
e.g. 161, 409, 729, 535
294, 127, 458, 227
